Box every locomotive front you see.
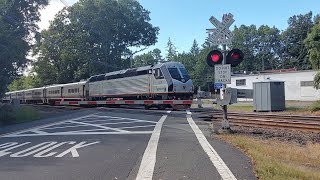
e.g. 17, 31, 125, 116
163, 62, 194, 100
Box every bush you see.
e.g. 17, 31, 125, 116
0, 104, 15, 125
310, 101, 320, 112
0, 105, 40, 126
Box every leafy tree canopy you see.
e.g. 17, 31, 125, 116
0, 0, 48, 97
33, 0, 159, 85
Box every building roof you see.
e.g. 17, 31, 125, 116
232, 69, 317, 77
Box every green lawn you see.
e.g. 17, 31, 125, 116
211, 100, 320, 114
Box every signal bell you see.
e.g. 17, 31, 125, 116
206, 50, 223, 67
226, 49, 244, 67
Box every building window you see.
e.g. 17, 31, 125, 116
300, 81, 314, 87
236, 79, 246, 86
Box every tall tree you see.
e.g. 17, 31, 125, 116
133, 51, 157, 67
0, 0, 48, 97
166, 38, 177, 61
281, 12, 314, 70
8, 75, 40, 91
305, 17, 320, 89
231, 25, 259, 72
255, 25, 282, 70
151, 48, 164, 63
33, 0, 159, 85
190, 39, 200, 56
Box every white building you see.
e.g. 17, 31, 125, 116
228, 70, 320, 101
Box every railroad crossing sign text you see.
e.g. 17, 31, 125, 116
215, 64, 231, 84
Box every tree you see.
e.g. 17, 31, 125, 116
255, 25, 282, 70
0, 0, 48, 97
133, 51, 156, 67
192, 48, 215, 91
166, 38, 177, 61
190, 39, 200, 56
314, 73, 320, 89
151, 48, 164, 63
305, 17, 320, 89
231, 25, 259, 72
281, 12, 314, 70
8, 75, 40, 91
33, 0, 159, 85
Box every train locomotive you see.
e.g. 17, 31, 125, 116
2, 62, 194, 109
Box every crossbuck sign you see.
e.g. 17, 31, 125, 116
207, 13, 234, 46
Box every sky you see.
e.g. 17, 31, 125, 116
38, 0, 320, 56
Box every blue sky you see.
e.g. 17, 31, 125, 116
138, 0, 320, 56
40, 0, 320, 57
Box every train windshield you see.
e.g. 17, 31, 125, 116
179, 67, 190, 81
168, 68, 182, 81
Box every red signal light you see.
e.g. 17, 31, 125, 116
231, 52, 240, 60
226, 49, 244, 67
207, 50, 223, 67
211, 54, 220, 62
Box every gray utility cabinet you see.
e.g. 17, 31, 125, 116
253, 80, 285, 112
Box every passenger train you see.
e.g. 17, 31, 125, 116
2, 62, 194, 109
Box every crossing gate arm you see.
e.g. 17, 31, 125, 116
55, 100, 194, 106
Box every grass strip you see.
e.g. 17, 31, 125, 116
219, 134, 320, 180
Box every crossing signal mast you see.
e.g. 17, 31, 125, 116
206, 13, 244, 131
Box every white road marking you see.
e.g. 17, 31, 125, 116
10, 142, 57, 157
56, 141, 100, 157
30, 130, 47, 134
68, 120, 130, 133
120, 125, 155, 129
0, 141, 99, 158
135, 115, 167, 180
98, 120, 153, 126
4, 131, 154, 137
41, 124, 87, 130
167, 110, 172, 113
0, 142, 31, 157
0, 114, 98, 138
91, 115, 153, 122
2, 114, 157, 137
33, 142, 72, 158
186, 110, 192, 115
186, 112, 237, 180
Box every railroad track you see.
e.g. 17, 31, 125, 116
209, 111, 320, 133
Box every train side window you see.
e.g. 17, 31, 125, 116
155, 68, 164, 79
137, 70, 149, 76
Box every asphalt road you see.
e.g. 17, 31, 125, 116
0, 107, 256, 180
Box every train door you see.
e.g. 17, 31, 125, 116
82, 85, 86, 100
43, 88, 46, 104
153, 68, 167, 95
61, 87, 63, 98
85, 83, 90, 100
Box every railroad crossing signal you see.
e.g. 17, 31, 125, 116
206, 50, 223, 67
206, 49, 244, 67
226, 48, 244, 67
207, 13, 234, 46
206, 13, 242, 131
